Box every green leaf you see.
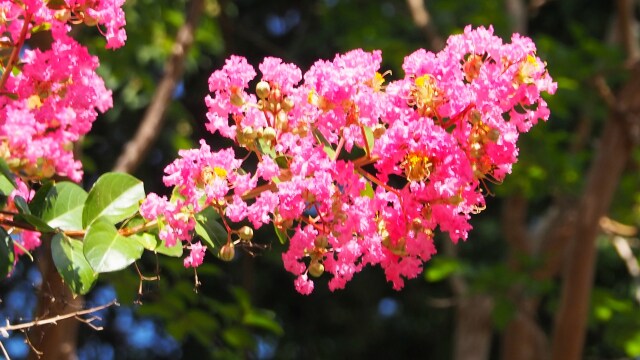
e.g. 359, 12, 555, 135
131, 232, 159, 251
84, 217, 144, 273
51, 234, 98, 295
82, 172, 145, 228
0, 227, 14, 278
12, 195, 55, 233
363, 125, 375, 157
0, 158, 16, 188
256, 137, 276, 159
222, 327, 255, 349
32, 182, 87, 231
13, 196, 30, 214
14, 213, 55, 233
360, 181, 374, 198
312, 128, 336, 159
0, 175, 15, 197
194, 206, 226, 253
424, 257, 461, 282
274, 223, 287, 245
155, 236, 183, 257
243, 310, 283, 335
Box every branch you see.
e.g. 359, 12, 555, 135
405, 0, 444, 51
0, 12, 31, 92
0, 300, 118, 335
616, 0, 639, 63
550, 61, 640, 360
611, 235, 640, 304
505, 0, 528, 34
113, 0, 204, 173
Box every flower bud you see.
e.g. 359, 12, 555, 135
281, 97, 295, 112
83, 14, 99, 27
314, 235, 328, 248
256, 81, 270, 99
308, 260, 324, 277
242, 126, 257, 141
488, 128, 500, 142
238, 226, 254, 241
219, 243, 235, 261
262, 127, 277, 141
230, 92, 244, 107
372, 124, 386, 138
275, 111, 288, 131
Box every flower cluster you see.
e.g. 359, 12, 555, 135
0, 0, 126, 258
141, 26, 556, 294
0, 0, 125, 182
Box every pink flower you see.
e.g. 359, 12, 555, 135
294, 274, 314, 295
155, 27, 555, 294
184, 241, 206, 268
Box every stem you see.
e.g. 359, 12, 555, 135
0, 12, 31, 92
0, 300, 118, 333
359, 125, 371, 158
354, 166, 401, 199
352, 154, 379, 168
333, 137, 345, 162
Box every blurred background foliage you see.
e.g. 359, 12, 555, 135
2, 0, 640, 359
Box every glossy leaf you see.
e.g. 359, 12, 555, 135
0, 227, 14, 279
51, 233, 98, 295
32, 182, 87, 231
155, 237, 184, 257
82, 172, 145, 228
84, 217, 144, 273
194, 206, 226, 254
0, 158, 16, 188
313, 128, 336, 159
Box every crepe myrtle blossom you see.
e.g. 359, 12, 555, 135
0, 0, 127, 182
141, 26, 555, 294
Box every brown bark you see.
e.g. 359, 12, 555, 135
113, 0, 204, 173
27, 241, 83, 360
550, 62, 640, 360
405, 0, 444, 51
453, 294, 494, 360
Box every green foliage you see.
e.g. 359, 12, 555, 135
51, 234, 98, 295
194, 206, 227, 254
82, 172, 146, 228
84, 216, 144, 273
424, 256, 462, 282
31, 182, 87, 231
0, 227, 14, 279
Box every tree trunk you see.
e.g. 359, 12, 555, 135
27, 241, 83, 360
453, 294, 494, 360
550, 62, 640, 360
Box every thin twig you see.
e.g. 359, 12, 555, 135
0, 300, 118, 334
113, 0, 204, 173
0, 12, 31, 92
0, 340, 10, 360
611, 236, 640, 304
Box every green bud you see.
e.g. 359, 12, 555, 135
488, 128, 500, 142
219, 243, 235, 261
281, 97, 295, 112
314, 235, 328, 248
256, 81, 270, 99
308, 260, 324, 277
230, 92, 244, 107
238, 226, 254, 241
262, 127, 277, 141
